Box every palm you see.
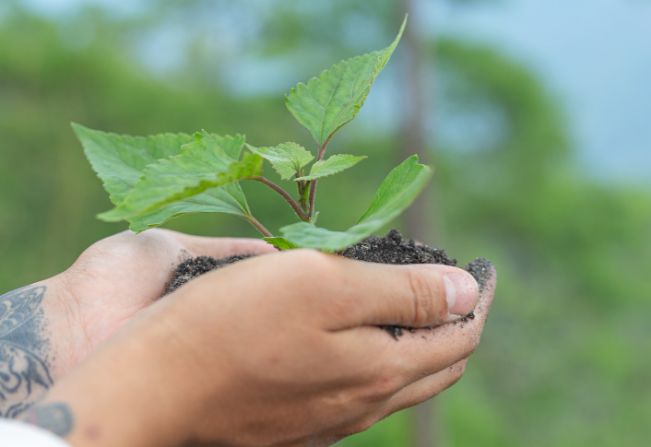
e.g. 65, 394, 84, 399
59, 229, 273, 371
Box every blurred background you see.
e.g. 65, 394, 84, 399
1, 0, 649, 445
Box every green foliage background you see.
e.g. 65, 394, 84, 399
0, 2, 649, 445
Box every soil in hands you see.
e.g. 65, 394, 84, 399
164, 229, 492, 338
165, 254, 252, 294
341, 230, 489, 339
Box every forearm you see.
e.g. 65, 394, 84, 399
20, 303, 197, 447
0, 279, 66, 417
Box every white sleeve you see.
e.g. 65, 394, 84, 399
0, 419, 71, 447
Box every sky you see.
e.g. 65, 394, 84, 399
435, 0, 651, 185
17, 0, 651, 186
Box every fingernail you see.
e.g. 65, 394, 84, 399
443, 271, 479, 315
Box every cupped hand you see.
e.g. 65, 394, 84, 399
47, 229, 275, 378
178, 251, 494, 446
37, 248, 495, 447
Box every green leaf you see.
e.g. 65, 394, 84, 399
127, 185, 251, 232
100, 132, 261, 221
294, 154, 366, 181
73, 124, 253, 232
263, 237, 298, 251
356, 155, 430, 225
72, 123, 195, 205
280, 155, 431, 251
247, 142, 314, 180
285, 16, 406, 146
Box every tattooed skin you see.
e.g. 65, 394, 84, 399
0, 286, 53, 418
23, 402, 74, 437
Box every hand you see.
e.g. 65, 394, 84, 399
54, 229, 275, 373
0, 229, 274, 417
30, 249, 496, 447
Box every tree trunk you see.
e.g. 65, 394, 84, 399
399, 1, 442, 446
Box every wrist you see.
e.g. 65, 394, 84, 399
43, 273, 85, 377
0, 278, 69, 417
30, 306, 198, 447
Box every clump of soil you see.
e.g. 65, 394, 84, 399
341, 230, 491, 293
341, 229, 457, 266
164, 229, 491, 338
165, 254, 252, 294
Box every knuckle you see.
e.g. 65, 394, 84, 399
320, 390, 352, 410
451, 361, 467, 381
363, 374, 402, 402
446, 362, 468, 389
71, 244, 107, 271
405, 268, 444, 326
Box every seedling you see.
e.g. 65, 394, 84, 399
74, 18, 431, 252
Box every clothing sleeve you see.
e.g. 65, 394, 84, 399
0, 419, 71, 447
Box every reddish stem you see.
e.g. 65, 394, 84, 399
245, 215, 273, 238
307, 134, 334, 218
252, 177, 310, 221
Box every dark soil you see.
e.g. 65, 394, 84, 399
164, 229, 492, 338
164, 254, 252, 295
341, 229, 457, 266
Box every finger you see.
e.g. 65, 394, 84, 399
314, 358, 468, 443
311, 254, 479, 330
325, 359, 467, 441
381, 358, 468, 416
167, 231, 277, 259
336, 260, 496, 384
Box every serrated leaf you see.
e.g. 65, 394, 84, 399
263, 237, 298, 251
72, 123, 195, 205
294, 154, 366, 181
100, 133, 261, 221
247, 142, 314, 180
280, 155, 431, 251
285, 16, 406, 146
73, 124, 254, 232
127, 185, 251, 232
356, 155, 430, 225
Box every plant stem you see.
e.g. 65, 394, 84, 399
307, 134, 334, 218
297, 180, 309, 213
252, 176, 310, 221
316, 134, 333, 162
307, 180, 318, 218
245, 215, 273, 238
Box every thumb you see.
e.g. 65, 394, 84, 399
320, 257, 479, 330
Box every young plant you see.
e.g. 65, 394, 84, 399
74, 17, 431, 252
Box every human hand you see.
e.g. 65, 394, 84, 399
55, 229, 275, 372
0, 229, 273, 417
30, 249, 495, 447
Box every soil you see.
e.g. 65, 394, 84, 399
164, 254, 252, 295
164, 229, 492, 338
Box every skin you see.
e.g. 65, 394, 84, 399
0, 229, 275, 416
10, 231, 496, 447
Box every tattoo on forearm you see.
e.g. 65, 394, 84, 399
0, 286, 53, 418
23, 402, 74, 437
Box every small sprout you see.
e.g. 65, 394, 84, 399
74, 16, 431, 252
